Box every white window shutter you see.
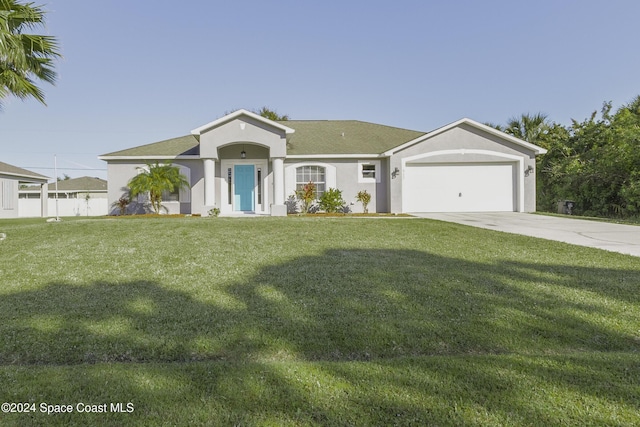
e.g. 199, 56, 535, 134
4, 180, 15, 210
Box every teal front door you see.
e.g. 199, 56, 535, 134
234, 165, 255, 211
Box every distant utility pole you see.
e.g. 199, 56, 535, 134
54, 155, 60, 221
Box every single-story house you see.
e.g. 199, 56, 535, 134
0, 161, 49, 218
19, 176, 108, 217
20, 176, 108, 199
99, 109, 547, 216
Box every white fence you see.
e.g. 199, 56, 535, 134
19, 198, 108, 218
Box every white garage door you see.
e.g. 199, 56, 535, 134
403, 163, 516, 212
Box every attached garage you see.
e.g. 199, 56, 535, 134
403, 162, 516, 212
387, 120, 546, 214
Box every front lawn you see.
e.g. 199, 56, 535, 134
0, 217, 638, 426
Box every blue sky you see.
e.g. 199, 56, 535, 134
2, 0, 639, 180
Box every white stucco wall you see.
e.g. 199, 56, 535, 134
106, 160, 201, 215
19, 197, 108, 217
284, 159, 385, 213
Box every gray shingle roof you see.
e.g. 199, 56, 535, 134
0, 161, 49, 181
280, 120, 425, 155
50, 176, 107, 192
21, 176, 107, 192
101, 135, 200, 157
100, 121, 425, 158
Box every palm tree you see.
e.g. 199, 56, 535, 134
254, 106, 289, 121
483, 122, 505, 132
504, 113, 549, 144
127, 162, 189, 214
0, 0, 61, 107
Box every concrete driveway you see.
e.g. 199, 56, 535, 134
413, 212, 640, 257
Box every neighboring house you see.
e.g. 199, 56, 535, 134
99, 109, 547, 216
0, 161, 49, 218
19, 176, 108, 217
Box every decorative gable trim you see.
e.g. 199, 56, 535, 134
383, 118, 548, 156
190, 109, 296, 136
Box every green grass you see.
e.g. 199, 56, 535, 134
535, 211, 640, 225
0, 216, 638, 426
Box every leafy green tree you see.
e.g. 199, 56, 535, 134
0, 0, 61, 107
565, 103, 618, 216
534, 99, 640, 218
535, 123, 573, 212
610, 97, 640, 215
498, 98, 640, 219
127, 162, 189, 214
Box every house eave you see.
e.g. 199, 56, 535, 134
101, 154, 388, 161
98, 155, 201, 161
286, 154, 386, 159
0, 171, 49, 182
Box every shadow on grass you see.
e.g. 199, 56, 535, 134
1, 249, 639, 425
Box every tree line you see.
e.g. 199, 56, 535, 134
491, 96, 640, 219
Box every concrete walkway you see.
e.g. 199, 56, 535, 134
413, 212, 640, 257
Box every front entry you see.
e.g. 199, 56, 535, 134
234, 164, 255, 211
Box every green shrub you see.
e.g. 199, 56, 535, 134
319, 188, 345, 213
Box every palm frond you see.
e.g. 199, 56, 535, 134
127, 162, 190, 214
0, 0, 60, 107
